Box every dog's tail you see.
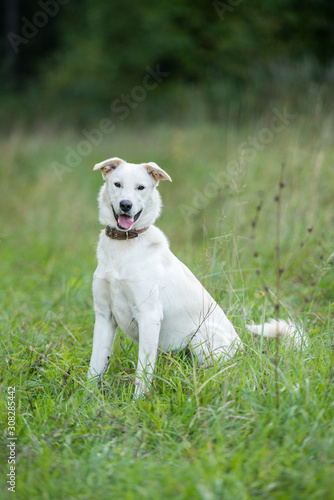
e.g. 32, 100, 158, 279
246, 319, 308, 349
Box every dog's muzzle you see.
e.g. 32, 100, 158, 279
112, 205, 142, 231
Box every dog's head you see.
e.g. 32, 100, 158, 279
93, 157, 172, 230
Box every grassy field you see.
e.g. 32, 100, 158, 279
1, 116, 334, 499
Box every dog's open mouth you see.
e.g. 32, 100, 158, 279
118, 214, 134, 230
113, 206, 142, 231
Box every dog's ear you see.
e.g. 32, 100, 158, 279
93, 157, 125, 179
144, 162, 172, 183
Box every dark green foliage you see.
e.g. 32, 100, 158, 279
2, 1, 334, 124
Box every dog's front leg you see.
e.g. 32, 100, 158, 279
88, 276, 116, 380
134, 313, 162, 398
88, 313, 117, 379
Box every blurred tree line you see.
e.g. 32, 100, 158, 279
1, 0, 334, 125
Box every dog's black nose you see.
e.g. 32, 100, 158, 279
120, 200, 132, 213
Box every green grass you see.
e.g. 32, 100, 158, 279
1, 117, 334, 499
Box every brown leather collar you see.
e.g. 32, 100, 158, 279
105, 225, 150, 240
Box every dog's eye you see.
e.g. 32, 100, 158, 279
137, 185, 145, 191
114, 182, 121, 188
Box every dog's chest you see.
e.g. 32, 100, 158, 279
96, 231, 165, 341
104, 271, 139, 341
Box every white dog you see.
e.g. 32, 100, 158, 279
88, 157, 305, 397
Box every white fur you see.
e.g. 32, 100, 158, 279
246, 319, 308, 349
88, 158, 306, 397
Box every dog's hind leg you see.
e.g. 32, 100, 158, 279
190, 329, 241, 367
192, 342, 237, 367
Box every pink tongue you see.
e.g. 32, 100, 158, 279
118, 214, 134, 229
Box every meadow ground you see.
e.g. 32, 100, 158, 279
1, 116, 334, 499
